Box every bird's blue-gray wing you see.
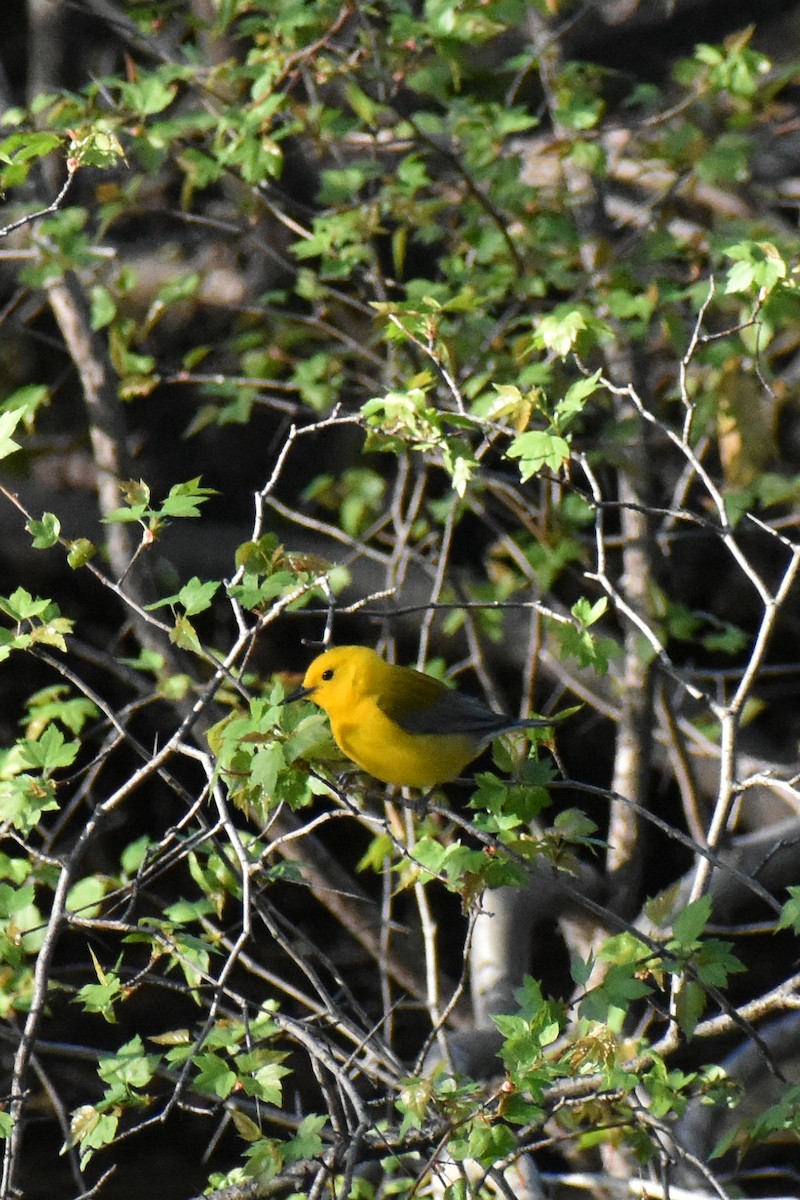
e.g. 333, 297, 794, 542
377, 666, 554, 737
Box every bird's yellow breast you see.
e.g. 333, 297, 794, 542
329, 699, 478, 787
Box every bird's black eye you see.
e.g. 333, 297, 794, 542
321, 668, 334, 681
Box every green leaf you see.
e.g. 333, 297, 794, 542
67, 538, 96, 569
555, 370, 603, 424
0, 130, 62, 187
506, 430, 571, 479
1, 384, 49, 425
284, 1114, 327, 1163
177, 577, 220, 616
76, 976, 123, 1023
554, 619, 621, 674
66, 876, 108, 919
0, 773, 59, 833
26, 512, 60, 550
68, 127, 125, 169
76, 949, 123, 1022
570, 952, 595, 988
675, 979, 706, 1038
0, 409, 24, 461
0, 882, 35, 918
121, 72, 178, 116
579, 962, 651, 1024
724, 241, 787, 296
535, 310, 587, 355
777, 886, 800, 934
68, 1105, 119, 1169
18, 725, 79, 774
22, 686, 97, 735
89, 285, 117, 330
194, 1053, 238, 1099
159, 477, 217, 518
121, 836, 151, 875
246, 1060, 291, 1106
97, 1035, 159, 1091
170, 614, 202, 654
250, 742, 286, 797
572, 596, 608, 627
672, 895, 712, 947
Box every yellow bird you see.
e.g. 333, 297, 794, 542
287, 644, 556, 788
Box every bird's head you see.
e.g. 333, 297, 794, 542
286, 645, 381, 715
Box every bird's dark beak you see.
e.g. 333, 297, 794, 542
283, 684, 314, 705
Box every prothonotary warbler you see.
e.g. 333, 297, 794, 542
287, 644, 557, 788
